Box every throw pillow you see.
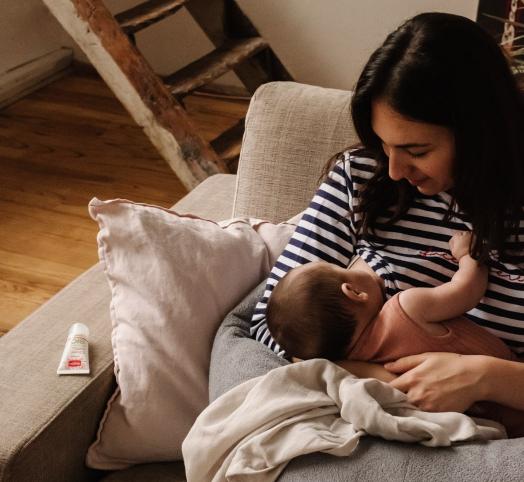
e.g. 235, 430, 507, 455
85, 198, 297, 469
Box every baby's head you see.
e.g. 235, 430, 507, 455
266, 261, 384, 360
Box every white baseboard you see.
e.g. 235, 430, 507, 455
0, 48, 73, 109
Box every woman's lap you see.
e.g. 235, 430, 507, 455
208, 281, 524, 481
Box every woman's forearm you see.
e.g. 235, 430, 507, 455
479, 356, 524, 410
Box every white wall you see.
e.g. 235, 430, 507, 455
121, 0, 479, 90
0, 1, 72, 73
2, 0, 479, 90
237, 0, 480, 90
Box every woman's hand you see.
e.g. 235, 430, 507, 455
385, 352, 487, 412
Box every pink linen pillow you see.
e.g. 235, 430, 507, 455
86, 198, 297, 469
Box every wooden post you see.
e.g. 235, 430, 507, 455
42, 0, 228, 190
185, 0, 272, 93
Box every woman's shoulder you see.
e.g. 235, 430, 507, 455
336, 147, 377, 182
322, 147, 377, 191
336, 147, 377, 168
345, 146, 376, 160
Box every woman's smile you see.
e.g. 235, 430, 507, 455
407, 176, 429, 186
371, 99, 455, 196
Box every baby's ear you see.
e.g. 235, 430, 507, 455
341, 283, 368, 303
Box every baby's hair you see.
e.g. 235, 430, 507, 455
266, 263, 358, 360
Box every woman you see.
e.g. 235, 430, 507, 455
250, 12, 524, 416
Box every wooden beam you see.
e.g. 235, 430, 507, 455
210, 117, 244, 172
225, 0, 293, 84
194, 83, 250, 98
115, 0, 188, 35
211, 117, 244, 157
185, 0, 271, 94
42, 0, 228, 190
164, 37, 267, 97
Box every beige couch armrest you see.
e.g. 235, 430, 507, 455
0, 263, 114, 482
0, 175, 236, 481
234, 81, 357, 223
172, 173, 236, 220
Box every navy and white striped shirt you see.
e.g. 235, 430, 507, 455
250, 150, 524, 356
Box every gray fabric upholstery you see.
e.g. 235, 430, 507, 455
209, 283, 288, 403
209, 282, 524, 482
233, 81, 357, 223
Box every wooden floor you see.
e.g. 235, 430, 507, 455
0, 70, 249, 336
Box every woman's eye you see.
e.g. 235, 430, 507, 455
407, 151, 428, 158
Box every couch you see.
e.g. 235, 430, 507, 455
1, 81, 522, 482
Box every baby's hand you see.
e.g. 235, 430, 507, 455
449, 231, 472, 260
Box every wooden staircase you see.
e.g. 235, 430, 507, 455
43, 0, 292, 190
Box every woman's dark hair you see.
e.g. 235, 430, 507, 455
266, 264, 357, 360
336, 12, 524, 261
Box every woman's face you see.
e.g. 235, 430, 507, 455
371, 99, 456, 196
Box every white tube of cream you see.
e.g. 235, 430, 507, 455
57, 323, 90, 375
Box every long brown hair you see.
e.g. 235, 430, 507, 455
327, 13, 524, 262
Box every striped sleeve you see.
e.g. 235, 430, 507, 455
250, 152, 358, 355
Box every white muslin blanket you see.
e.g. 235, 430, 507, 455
182, 359, 505, 482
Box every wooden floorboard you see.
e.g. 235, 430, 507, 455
0, 70, 248, 335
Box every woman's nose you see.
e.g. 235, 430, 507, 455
388, 151, 407, 181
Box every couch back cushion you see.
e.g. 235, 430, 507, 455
233, 81, 357, 223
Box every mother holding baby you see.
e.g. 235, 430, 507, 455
250, 12, 524, 418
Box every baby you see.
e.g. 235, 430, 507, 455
267, 232, 514, 363
266, 232, 522, 436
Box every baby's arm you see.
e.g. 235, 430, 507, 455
292, 357, 397, 382
334, 359, 397, 382
399, 232, 488, 324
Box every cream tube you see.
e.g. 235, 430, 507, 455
57, 323, 90, 375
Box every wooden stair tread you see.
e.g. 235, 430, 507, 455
211, 118, 244, 172
211, 118, 244, 158
44, 0, 293, 188
116, 0, 188, 34
164, 37, 268, 97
